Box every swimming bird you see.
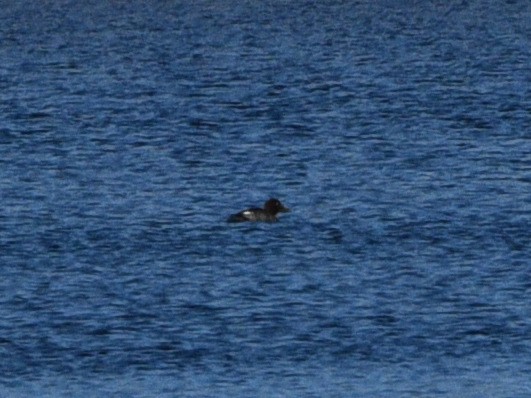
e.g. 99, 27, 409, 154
227, 198, 290, 223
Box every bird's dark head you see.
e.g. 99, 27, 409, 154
264, 198, 289, 215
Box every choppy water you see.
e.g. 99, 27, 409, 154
1, 1, 530, 396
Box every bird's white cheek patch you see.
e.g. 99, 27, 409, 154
242, 211, 252, 217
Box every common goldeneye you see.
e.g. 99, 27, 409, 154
227, 198, 290, 223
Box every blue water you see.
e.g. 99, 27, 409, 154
1, 1, 530, 396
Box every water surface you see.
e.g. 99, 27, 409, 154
1, 1, 530, 396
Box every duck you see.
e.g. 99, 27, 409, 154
227, 198, 290, 223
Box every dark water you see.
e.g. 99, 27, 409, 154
1, 0, 530, 396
